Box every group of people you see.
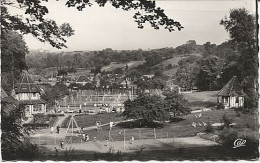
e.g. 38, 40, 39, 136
50, 125, 60, 134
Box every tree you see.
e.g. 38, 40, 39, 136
175, 55, 201, 89
126, 69, 142, 81
1, 30, 29, 94
123, 94, 169, 127
196, 56, 222, 91
163, 90, 190, 119
203, 42, 216, 57
41, 82, 69, 103
221, 8, 258, 110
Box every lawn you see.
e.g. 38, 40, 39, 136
184, 91, 218, 109
62, 109, 246, 143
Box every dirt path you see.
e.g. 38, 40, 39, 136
40, 136, 219, 154
53, 114, 70, 128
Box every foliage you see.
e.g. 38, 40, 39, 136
175, 40, 204, 55
196, 56, 222, 91
135, 78, 166, 90
163, 90, 190, 118
123, 94, 169, 126
205, 123, 214, 133
1, 102, 41, 160
1, 30, 28, 94
220, 8, 258, 111
218, 127, 238, 147
216, 103, 225, 110
93, 147, 123, 161
175, 55, 201, 89
41, 82, 69, 103
221, 114, 234, 128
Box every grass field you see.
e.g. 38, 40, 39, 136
60, 109, 247, 143
101, 60, 145, 72
184, 91, 218, 109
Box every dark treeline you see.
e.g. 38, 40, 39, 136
26, 40, 204, 72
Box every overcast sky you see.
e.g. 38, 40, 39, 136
17, 0, 256, 52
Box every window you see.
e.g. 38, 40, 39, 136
236, 97, 239, 103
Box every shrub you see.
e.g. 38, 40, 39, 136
205, 123, 214, 133
221, 114, 234, 128
216, 103, 225, 110
218, 127, 238, 147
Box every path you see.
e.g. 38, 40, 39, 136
53, 114, 70, 128
40, 136, 219, 154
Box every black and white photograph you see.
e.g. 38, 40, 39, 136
1, 0, 259, 161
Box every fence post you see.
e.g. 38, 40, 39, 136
139, 129, 141, 140
172, 136, 175, 147
154, 128, 156, 139
123, 129, 126, 150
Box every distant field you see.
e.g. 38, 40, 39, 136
102, 60, 145, 72
184, 91, 218, 109
71, 69, 91, 76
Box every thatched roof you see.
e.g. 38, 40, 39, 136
14, 71, 41, 93
217, 76, 245, 96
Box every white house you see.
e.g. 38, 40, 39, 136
13, 71, 46, 117
217, 76, 245, 109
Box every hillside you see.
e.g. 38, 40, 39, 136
155, 53, 202, 77
101, 60, 145, 72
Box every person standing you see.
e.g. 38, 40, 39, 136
82, 133, 86, 141
56, 125, 60, 134
60, 140, 64, 149
86, 134, 89, 142
51, 126, 54, 134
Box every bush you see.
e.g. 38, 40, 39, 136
205, 123, 214, 133
221, 114, 234, 128
216, 103, 225, 110
218, 128, 259, 159
2, 138, 41, 160
218, 127, 238, 147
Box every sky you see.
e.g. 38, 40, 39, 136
12, 0, 256, 52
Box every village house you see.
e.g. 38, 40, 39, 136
217, 76, 245, 109
76, 75, 90, 85
13, 71, 46, 117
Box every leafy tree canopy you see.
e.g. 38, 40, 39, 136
123, 94, 169, 126
163, 90, 190, 118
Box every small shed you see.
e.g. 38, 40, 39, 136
217, 76, 245, 109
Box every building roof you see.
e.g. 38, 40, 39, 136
18, 99, 46, 105
1, 87, 8, 98
14, 71, 42, 93
1, 87, 18, 115
76, 76, 90, 83
217, 76, 245, 96
1, 87, 18, 104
